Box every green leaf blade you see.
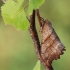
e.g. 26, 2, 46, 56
28, 0, 45, 15
33, 60, 41, 70
1, 0, 29, 30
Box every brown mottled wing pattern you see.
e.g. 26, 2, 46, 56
41, 20, 65, 66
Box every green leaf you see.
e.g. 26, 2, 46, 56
33, 60, 41, 70
1, 0, 29, 30
28, 0, 45, 15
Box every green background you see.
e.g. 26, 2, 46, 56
0, 0, 70, 70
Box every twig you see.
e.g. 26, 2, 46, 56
29, 10, 47, 66
29, 10, 41, 60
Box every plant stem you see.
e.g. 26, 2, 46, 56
29, 10, 41, 60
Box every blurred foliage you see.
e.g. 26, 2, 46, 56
33, 60, 40, 70
0, 0, 70, 70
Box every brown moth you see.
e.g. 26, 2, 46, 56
40, 19, 65, 67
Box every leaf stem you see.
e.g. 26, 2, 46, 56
24, 4, 29, 10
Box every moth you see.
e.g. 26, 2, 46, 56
30, 10, 66, 69
40, 18, 66, 67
